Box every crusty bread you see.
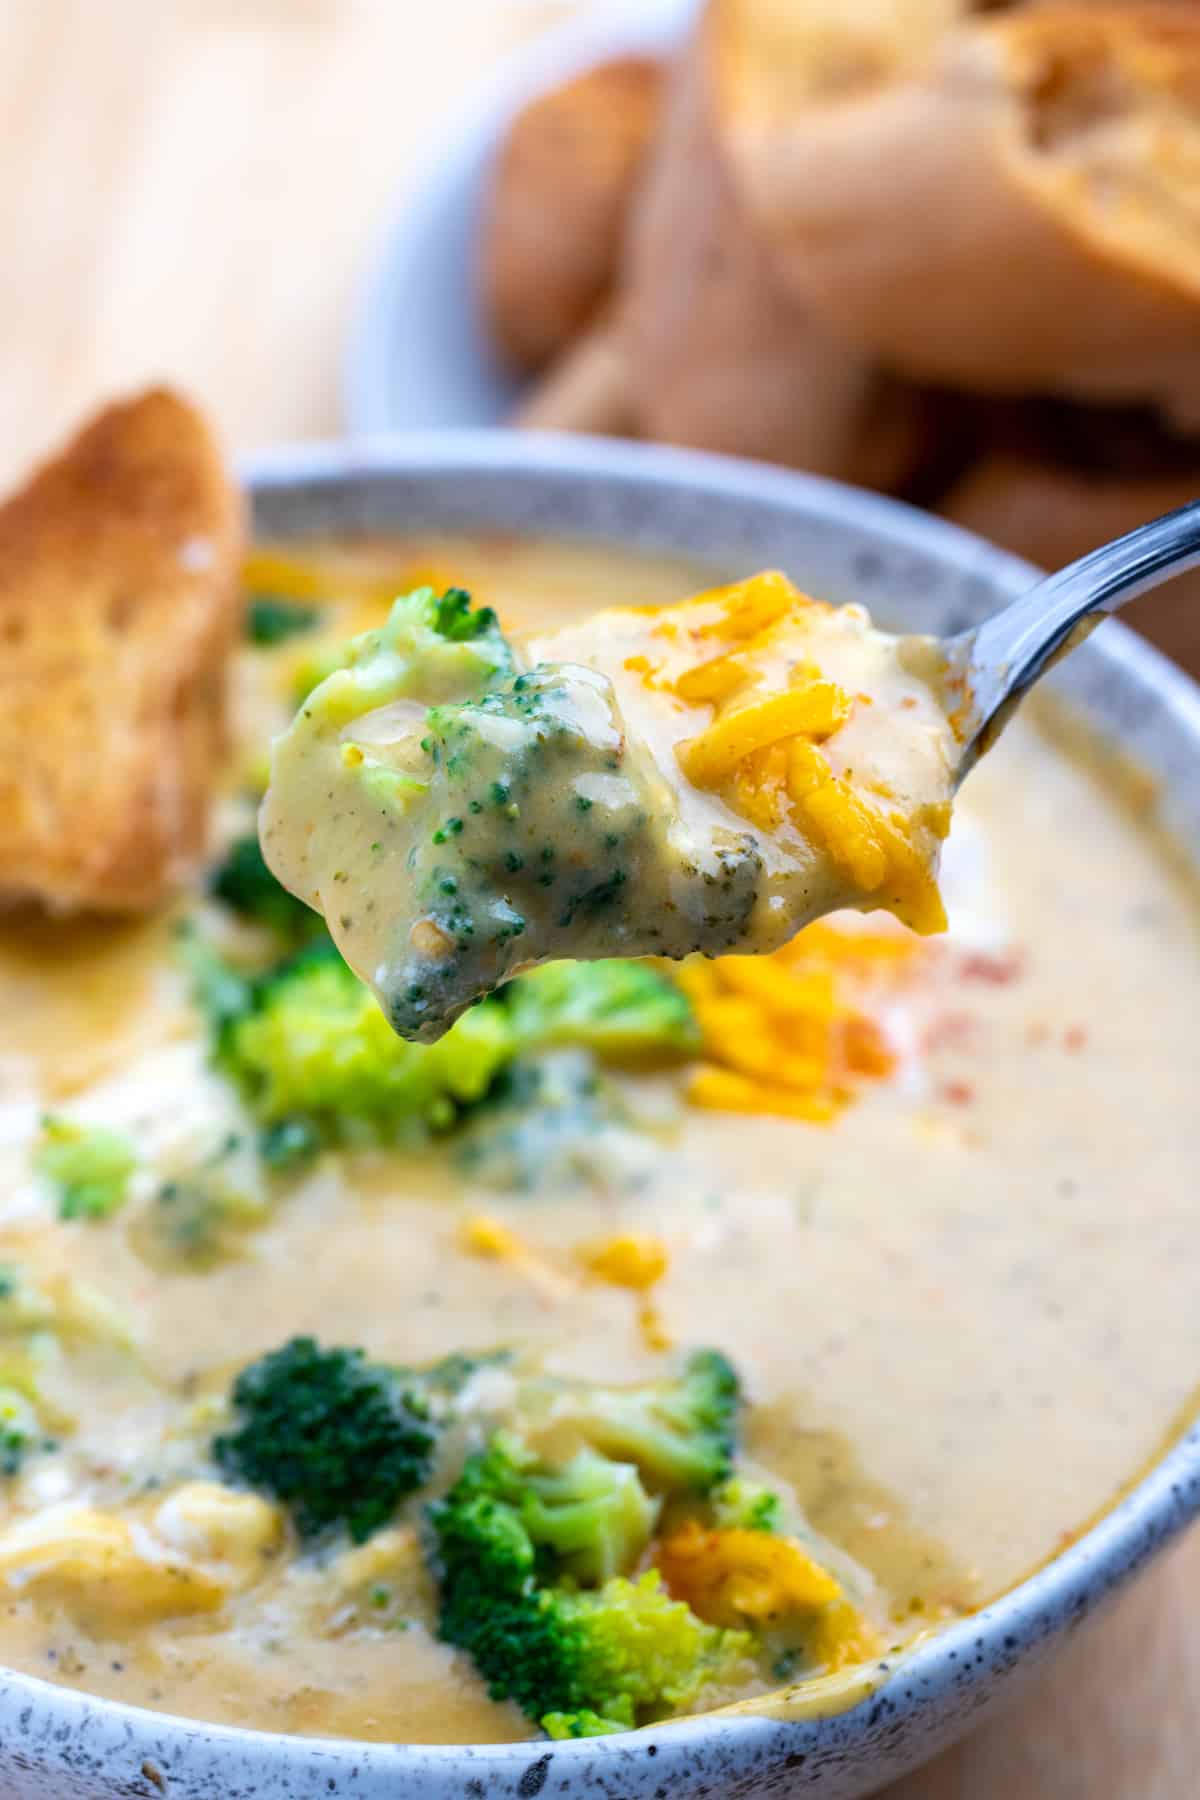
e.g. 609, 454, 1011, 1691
942, 421, 1199, 572
0, 388, 243, 913
481, 56, 665, 375
614, 1, 936, 487
940, 399, 1200, 669
721, 5, 1200, 425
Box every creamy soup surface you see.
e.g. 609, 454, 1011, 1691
0, 533, 1196, 1745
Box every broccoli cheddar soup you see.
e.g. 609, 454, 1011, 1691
0, 532, 1197, 1746
261, 571, 958, 1042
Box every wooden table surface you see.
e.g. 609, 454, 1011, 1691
0, 3, 1193, 1794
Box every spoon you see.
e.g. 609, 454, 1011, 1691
262, 501, 1200, 1042
953, 500, 1200, 782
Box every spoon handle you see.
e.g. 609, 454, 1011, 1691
953, 498, 1200, 777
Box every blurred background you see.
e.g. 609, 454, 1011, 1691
0, 3, 1196, 1791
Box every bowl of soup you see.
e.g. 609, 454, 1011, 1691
0, 431, 1197, 1800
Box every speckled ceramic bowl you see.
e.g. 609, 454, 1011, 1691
4, 434, 1197, 1800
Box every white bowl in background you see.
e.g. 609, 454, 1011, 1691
343, 0, 695, 436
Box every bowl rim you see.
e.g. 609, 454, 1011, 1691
4, 427, 1197, 1788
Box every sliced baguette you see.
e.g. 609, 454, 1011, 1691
481, 56, 665, 375
0, 387, 243, 913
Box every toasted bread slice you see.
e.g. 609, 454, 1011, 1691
615, 5, 935, 488
720, 3, 1200, 423
0, 388, 243, 913
482, 56, 665, 374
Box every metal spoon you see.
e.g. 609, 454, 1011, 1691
952, 500, 1200, 783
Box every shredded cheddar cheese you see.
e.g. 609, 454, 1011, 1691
690, 571, 800, 641
578, 1233, 669, 1292
647, 571, 948, 937
254, 552, 474, 705
578, 1233, 673, 1352
660, 1519, 834, 1620
678, 683, 853, 788
458, 1215, 576, 1303
659, 1519, 881, 1671
681, 922, 918, 1124
810, 1596, 885, 1673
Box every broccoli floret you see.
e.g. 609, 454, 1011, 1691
712, 1476, 783, 1534
245, 595, 322, 645
35, 1116, 137, 1222
131, 1133, 271, 1272
554, 1350, 741, 1497
299, 585, 513, 727
214, 1337, 436, 1543
0, 1386, 43, 1477
454, 1050, 658, 1196
548, 1574, 752, 1728
471, 1432, 659, 1586
505, 961, 700, 1064
0, 1273, 120, 1469
430, 1433, 752, 1734
208, 834, 325, 944
399, 1348, 511, 1403
522, 1450, 659, 1586
257, 1117, 322, 1170
176, 922, 255, 1042
220, 941, 514, 1136
182, 928, 691, 1160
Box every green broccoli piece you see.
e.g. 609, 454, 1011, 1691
208, 835, 326, 944
431, 586, 503, 643
540, 1710, 631, 1739
470, 1431, 659, 1586
712, 1476, 783, 1533
522, 1450, 659, 1587
220, 941, 515, 1136
300, 585, 513, 728
555, 1349, 741, 1497
0, 1386, 44, 1477
399, 1348, 511, 1403
245, 595, 322, 645
505, 961, 700, 1064
131, 1133, 271, 1272
455, 1050, 649, 1195
214, 1336, 436, 1543
176, 922, 255, 1042
181, 926, 692, 1162
257, 1117, 322, 1170
35, 1116, 137, 1222
547, 1575, 752, 1728
430, 1432, 753, 1735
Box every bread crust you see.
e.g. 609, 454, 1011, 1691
721, 5, 1200, 424
0, 388, 243, 913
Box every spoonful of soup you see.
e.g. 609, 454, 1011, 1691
260, 502, 1200, 1043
